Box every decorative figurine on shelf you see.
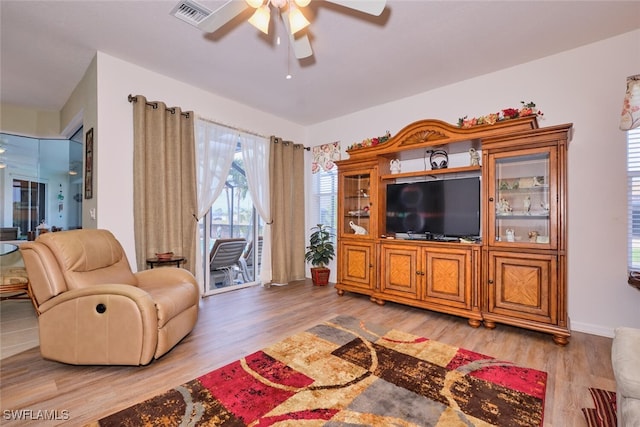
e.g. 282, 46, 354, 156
469, 148, 480, 166
506, 228, 515, 242
528, 231, 539, 242
349, 221, 367, 235
497, 198, 512, 214
533, 176, 545, 187
390, 159, 401, 174
523, 195, 531, 214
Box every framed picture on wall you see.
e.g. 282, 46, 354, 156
85, 128, 93, 199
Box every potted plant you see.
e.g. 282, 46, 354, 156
305, 224, 335, 286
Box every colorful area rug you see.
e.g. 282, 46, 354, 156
582, 388, 617, 427
92, 315, 547, 426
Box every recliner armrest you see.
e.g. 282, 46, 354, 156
612, 327, 640, 400
135, 267, 199, 295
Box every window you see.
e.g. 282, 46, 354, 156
311, 168, 338, 242
628, 128, 640, 271
0, 132, 82, 238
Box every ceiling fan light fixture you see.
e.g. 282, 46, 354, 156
288, 6, 310, 34
248, 5, 270, 34
245, 0, 264, 8
294, 0, 311, 7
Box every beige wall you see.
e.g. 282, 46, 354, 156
61, 55, 98, 229
0, 104, 61, 138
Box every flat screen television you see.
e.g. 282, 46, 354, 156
385, 177, 480, 238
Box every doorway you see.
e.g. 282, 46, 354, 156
201, 144, 263, 296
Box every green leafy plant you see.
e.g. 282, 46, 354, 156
304, 224, 335, 268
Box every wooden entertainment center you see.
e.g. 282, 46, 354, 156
335, 116, 572, 345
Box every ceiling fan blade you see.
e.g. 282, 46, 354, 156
324, 0, 386, 16
197, 0, 250, 33
281, 10, 313, 59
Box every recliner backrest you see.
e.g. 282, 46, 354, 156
21, 229, 137, 306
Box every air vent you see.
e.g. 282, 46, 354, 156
170, 0, 213, 27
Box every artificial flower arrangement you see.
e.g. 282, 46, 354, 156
458, 101, 543, 129
347, 131, 392, 151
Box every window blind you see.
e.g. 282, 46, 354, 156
628, 128, 640, 270
311, 169, 338, 243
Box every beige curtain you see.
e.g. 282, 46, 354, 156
132, 95, 197, 274
269, 136, 305, 284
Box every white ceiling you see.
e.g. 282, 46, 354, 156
1, 0, 639, 126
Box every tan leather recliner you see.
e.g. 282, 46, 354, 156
20, 229, 199, 365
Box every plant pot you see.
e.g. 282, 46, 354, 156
310, 267, 330, 286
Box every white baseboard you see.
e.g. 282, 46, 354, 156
570, 321, 615, 338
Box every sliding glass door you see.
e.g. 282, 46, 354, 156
12, 179, 46, 236
201, 144, 263, 295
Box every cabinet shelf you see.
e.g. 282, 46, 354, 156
498, 186, 548, 194
496, 213, 549, 219
380, 165, 481, 181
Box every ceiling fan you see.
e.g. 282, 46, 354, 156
171, 0, 386, 59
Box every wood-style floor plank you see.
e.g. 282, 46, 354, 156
0, 280, 615, 426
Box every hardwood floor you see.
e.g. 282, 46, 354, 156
0, 300, 38, 360
0, 280, 615, 426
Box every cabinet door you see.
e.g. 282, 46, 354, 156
380, 244, 418, 298
487, 146, 558, 249
487, 251, 557, 324
423, 247, 471, 309
339, 169, 374, 238
339, 241, 374, 290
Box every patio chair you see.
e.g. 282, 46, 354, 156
209, 238, 246, 287
239, 237, 263, 282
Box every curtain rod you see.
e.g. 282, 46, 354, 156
128, 94, 309, 150
197, 115, 309, 151
273, 137, 310, 151
127, 94, 190, 118
196, 115, 268, 139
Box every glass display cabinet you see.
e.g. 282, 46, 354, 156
340, 171, 372, 237
487, 147, 558, 249
336, 162, 378, 295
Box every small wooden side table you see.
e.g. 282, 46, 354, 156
1, 243, 30, 302
146, 256, 186, 269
